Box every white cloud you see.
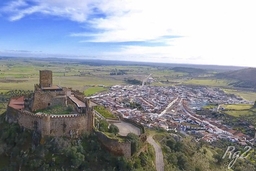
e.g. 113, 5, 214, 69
2, 0, 100, 22
2, 0, 256, 66
90, 0, 256, 66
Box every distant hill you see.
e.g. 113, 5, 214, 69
216, 68, 256, 89
0, 56, 245, 71
171, 67, 207, 76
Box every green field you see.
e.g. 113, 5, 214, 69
84, 87, 108, 96
223, 104, 253, 110
183, 78, 231, 87
0, 57, 255, 101
222, 88, 256, 101
224, 110, 254, 117
222, 104, 255, 117
202, 104, 218, 109
0, 59, 125, 91
0, 58, 186, 91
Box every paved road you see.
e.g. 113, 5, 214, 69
158, 97, 179, 117
113, 121, 141, 136
181, 98, 223, 133
147, 136, 164, 171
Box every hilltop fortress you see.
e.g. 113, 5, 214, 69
5, 70, 141, 158
6, 70, 94, 138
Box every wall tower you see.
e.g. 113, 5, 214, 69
41, 114, 51, 136
85, 98, 94, 131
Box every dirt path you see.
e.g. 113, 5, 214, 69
147, 136, 164, 171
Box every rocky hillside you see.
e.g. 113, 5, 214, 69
0, 112, 255, 171
0, 113, 155, 171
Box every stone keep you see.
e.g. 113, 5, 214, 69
40, 70, 52, 88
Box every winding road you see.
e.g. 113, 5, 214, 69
147, 136, 164, 171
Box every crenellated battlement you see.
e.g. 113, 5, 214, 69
50, 114, 85, 118
19, 110, 86, 119
6, 106, 93, 137
20, 110, 45, 118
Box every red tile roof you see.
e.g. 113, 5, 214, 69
68, 95, 85, 108
9, 96, 24, 110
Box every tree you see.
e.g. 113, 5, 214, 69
65, 146, 85, 169
253, 101, 256, 108
71, 152, 85, 168
109, 124, 119, 135
177, 153, 191, 170
127, 133, 140, 155
166, 139, 176, 150
98, 120, 109, 132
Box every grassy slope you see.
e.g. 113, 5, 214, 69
216, 67, 256, 82
215, 68, 256, 89
151, 130, 226, 171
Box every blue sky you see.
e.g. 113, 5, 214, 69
0, 0, 256, 67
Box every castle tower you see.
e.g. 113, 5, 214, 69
41, 114, 51, 136
39, 70, 52, 88
85, 98, 94, 131
254, 128, 256, 139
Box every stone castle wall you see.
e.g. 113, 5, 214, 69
31, 91, 66, 112
7, 106, 131, 158
72, 90, 85, 102
95, 131, 131, 158
49, 114, 88, 137
6, 106, 92, 137
6, 107, 41, 127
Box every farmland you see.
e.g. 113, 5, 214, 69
222, 104, 253, 110
0, 58, 206, 92
222, 88, 256, 102
221, 104, 256, 117
0, 57, 256, 115
0, 57, 250, 91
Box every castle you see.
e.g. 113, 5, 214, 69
6, 70, 94, 138
5, 70, 135, 158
